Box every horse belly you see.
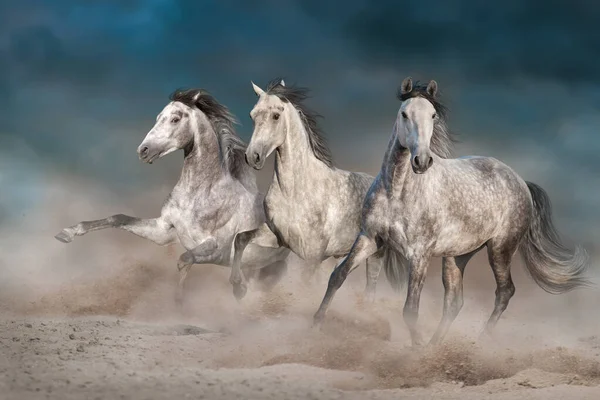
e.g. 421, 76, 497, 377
240, 244, 289, 268
432, 218, 495, 257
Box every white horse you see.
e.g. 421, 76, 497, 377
229, 78, 424, 301
313, 78, 590, 345
56, 88, 290, 304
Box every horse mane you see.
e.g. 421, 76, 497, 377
266, 78, 334, 168
397, 82, 457, 159
170, 88, 250, 180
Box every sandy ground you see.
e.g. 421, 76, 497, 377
2, 247, 600, 399
1, 182, 599, 399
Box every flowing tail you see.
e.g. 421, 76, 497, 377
381, 246, 409, 292
519, 182, 591, 294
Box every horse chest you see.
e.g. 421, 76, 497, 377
264, 194, 325, 260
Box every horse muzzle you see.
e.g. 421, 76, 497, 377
411, 153, 433, 174
245, 148, 266, 170
137, 143, 160, 164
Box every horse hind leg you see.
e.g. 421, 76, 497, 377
364, 251, 384, 302
429, 247, 483, 345
481, 240, 518, 338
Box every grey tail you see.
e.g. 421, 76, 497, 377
519, 182, 591, 294
381, 246, 409, 292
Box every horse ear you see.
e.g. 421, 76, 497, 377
192, 91, 203, 105
401, 77, 413, 94
280, 79, 286, 87
426, 80, 438, 97
251, 81, 265, 97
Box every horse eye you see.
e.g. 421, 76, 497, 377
401, 111, 408, 119
432, 113, 437, 119
171, 117, 180, 124
273, 113, 280, 121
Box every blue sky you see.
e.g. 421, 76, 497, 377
1, 0, 599, 245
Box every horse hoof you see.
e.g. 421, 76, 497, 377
410, 334, 426, 348
233, 284, 247, 301
312, 313, 325, 329
54, 229, 74, 243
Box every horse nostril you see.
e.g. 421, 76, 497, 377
413, 155, 421, 168
427, 157, 433, 168
140, 146, 149, 156
253, 152, 260, 164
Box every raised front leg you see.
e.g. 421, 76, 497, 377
313, 234, 378, 326
403, 256, 430, 346
229, 224, 279, 301
55, 214, 175, 246
176, 237, 220, 306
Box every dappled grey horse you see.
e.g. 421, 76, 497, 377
229, 78, 414, 301
55, 89, 290, 304
313, 78, 590, 345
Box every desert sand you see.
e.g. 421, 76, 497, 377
1, 182, 599, 399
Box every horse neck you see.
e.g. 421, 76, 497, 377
273, 108, 330, 193
381, 127, 413, 191
178, 123, 225, 193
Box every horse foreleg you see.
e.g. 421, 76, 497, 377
55, 214, 175, 246
403, 256, 430, 346
313, 234, 378, 326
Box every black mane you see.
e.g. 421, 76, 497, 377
170, 88, 248, 178
266, 79, 334, 168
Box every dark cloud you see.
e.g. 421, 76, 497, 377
0, 0, 598, 243
330, 0, 600, 83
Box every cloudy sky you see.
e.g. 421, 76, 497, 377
1, 0, 598, 246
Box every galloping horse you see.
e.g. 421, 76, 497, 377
314, 78, 590, 345
230, 79, 451, 301
56, 89, 290, 304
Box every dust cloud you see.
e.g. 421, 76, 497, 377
1, 173, 599, 399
